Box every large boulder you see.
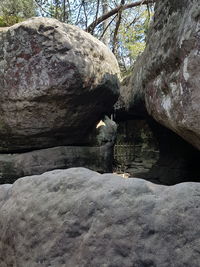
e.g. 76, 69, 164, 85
122, 0, 200, 150
0, 144, 114, 183
0, 167, 200, 266
0, 17, 120, 152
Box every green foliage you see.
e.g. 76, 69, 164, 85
0, 0, 36, 26
36, 0, 71, 23
119, 26, 146, 61
118, 9, 153, 63
0, 15, 24, 26
48, 1, 64, 21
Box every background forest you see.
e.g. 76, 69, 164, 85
0, 0, 155, 72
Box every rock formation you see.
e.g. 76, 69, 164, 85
121, 0, 200, 150
0, 167, 200, 266
96, 115, 117, 145
0, 17, 120, 181
0, 17, 120, 152
0, 144, 114, 184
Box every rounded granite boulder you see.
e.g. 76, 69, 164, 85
0, 167, 200, 266
0, 17, 120, 152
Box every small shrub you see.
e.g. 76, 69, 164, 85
0, 15, 24, 27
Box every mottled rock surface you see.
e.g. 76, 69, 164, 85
122, 0, 200, 149
0, 167, 200, 267
0, 17, 120, 152
0, 144, 114, 184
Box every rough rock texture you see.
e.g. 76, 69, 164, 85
0, 17, 120, 152
0, 144, 114, 184
122, 0, 200, 150
96, 116, 117, 145
0, 167, 200, 267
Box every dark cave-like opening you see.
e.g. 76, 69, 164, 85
113, 110, 200, 185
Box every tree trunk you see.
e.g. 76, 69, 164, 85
101, 0, 109, 46
63, 0, 66, 22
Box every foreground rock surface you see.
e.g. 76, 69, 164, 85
0, 17, 120, 152
0, 144, 113, 183
0, 167, 200, 267
122, 0, 200, 150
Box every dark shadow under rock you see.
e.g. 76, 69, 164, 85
145, 118, 200, 185
0, 144, 114, 184
114, 112, 200, 185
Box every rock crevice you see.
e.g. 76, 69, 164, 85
120, 0, 200, 150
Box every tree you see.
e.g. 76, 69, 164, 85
101, 0, 109, 46
0, 0, 37, 26
86, 0, 155, 32
116, 7, 153, 72
35, 0, 155, 71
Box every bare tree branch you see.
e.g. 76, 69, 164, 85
86, 0, 156, 33
75, 2, 83, 25
34, 0, 52, 17
146, 2, 151, 25
82, 0, 88, 29
112, 0, 124, 54
63, 0, 66, 22
92, 0, 100, 33
101, 0, 109, 46
100, 14, 117, 41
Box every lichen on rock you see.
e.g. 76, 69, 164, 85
120, 0, 200, 150
0, 17, 120, 152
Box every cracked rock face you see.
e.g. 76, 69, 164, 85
0, 167, 200, 267
123, 0, 200, 150
0, 17, 120, 152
